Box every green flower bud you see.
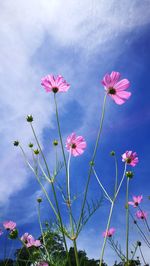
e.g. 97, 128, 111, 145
34, 149, 39, 155
26, 115, 33, 122
53, 140, 58, 146
28, 143, 33, 148
126, 171, 134, 179
90, 161, 94, 166
13, 140, 19, 146
137, 241, 141, 246
9, 229, 18, 239
37, 197, 42, 203
110, 151, 115, 156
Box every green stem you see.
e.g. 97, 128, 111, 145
53, 94, 77, 265
73, 239, 80, 266
126, 177, 130, 263
114, 155, 118, 196
77, 94, 107, 234
99, 202, 114, 266
92, 167, 112, 203
19, 144, 58, 219
29, 123, 71, 266
37, 203, 50, 261
131, 243, 138, 260
139, 245, 147, 265
54, 94, 68, 195
99, 164, 127, 265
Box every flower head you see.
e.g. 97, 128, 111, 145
37, 262, 49, 266
21, 233, 41, 248
102, 227, 115, 238
136, 211, 148, 220
128, 195, 143, 207
122, 151, 139, 167
66, 133, 87, 157
41, 74, 70, 93
102, 71, 131, 105
3, 221, 16, 231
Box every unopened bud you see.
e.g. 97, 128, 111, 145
90, 161, 94, 166
26, 115, 33, 122
28, 143, 33, 148
34, 149, 39, 155
126, 171, 134, 179
110, 151, 115, 156
13, 140, 19, 147
53, 140, 58, 146
37, 197, 42, 203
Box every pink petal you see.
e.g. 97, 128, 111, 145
110, 95, 125, 105
116, 91, 131, 100
114, 79, 130, 91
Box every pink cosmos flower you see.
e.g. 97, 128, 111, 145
122, 151, 139, 167
102, 71, 131, 105
102, 227, 115, 238
66, 133, 87, 157
21, 233, 41, 248
37, 262, 49, 266
128, 195, 143, 207
136, 211, 148, 220
41, 74, 70, 93
3, 221, 16, 231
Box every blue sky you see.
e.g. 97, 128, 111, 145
0, 0, 150, 264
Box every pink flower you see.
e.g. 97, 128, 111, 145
66, 133, 87, 157
3, 221, 16, 231
37, 262, 49, 266
21, 233, 41, 248
122, 151, 139, 167
102, 71, 131, 105
136, 211, 148, 220
103, 227, 115, 238
128, 195, 143, 207
41, 74, 70, 93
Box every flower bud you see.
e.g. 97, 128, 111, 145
9, 229, 18, 239
34, 149, 39, 155
90, 161, 94, 166
110, 151, 115, 156
53, 140, 58, 146
13, 141, 19, 147
137, 241, 141, 246
37, 197, 42, 203
126, 171, 134, 179
28, 143, 34, 148
26, 115, 33, 122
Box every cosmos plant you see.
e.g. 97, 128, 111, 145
3, 71, 148, 266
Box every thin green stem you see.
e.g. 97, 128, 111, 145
37, 203, 50, 261
54, 94, 68, 194
30, 123, 51, 178
99, 202, 114, 266
92, 167, 112, 203
29, 123, 71, 265
126, 177, 130, 263
139, 245, 147, 265
77, 94, 107, 234
73, 239, 80, 266
114, 155, 118, 196
129, 211, 150, 247
19, 145, 58, 219
131, 243, 138, 260
99, 164, 127, 265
